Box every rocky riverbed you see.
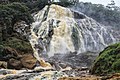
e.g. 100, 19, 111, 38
0, 67, 88, 80
0, 68, 120, 80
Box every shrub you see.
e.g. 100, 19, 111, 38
2, 37, 33, 53
90, 42, 120, 75
0, 2, 33, 25
112, 59, 120, 73
0, 2, 33, 41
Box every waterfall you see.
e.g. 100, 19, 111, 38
29, 4, 117, 60
29, 5, 50, 61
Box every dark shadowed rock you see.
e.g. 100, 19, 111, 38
73, 10, 86, 19
8, 58, 22, 70
0, 47, 21, 61
49, 52, 98, 69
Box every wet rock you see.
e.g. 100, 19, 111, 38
0, 61, 7, 69
59, 63, 67, 69
0, 47, 21, 61
73, 10, 86, 19
0, 69, 67, 80
79, 67, 89, 71
58, 76, 101, 80
0, 73, 40, 80
39, 59, 52, 68
21, 54, 37, 69
48, 52, 98, 69
0, 69, 12, 75
0, 39, 35, 70
34, 66, 54, 71
30, 71, 67, 80
8, 58, 22, 70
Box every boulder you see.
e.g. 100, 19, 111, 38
0, 61, 7, 69
7, 58, 22, 70
0, 45, 37, 70
39, 59, 52, 68
3, 47, 20, 57
21, 54, 37, 69
0, 46, 21, 61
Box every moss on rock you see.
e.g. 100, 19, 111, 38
90, 42, 120, 75
2, 37, 33, 54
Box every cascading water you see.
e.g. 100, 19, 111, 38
29, 5, 50, 61
29, 4, 117, 61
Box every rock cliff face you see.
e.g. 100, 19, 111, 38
0, 21, 36, 70
29, 4, 117, 61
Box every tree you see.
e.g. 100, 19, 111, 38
0, 2, 33, 40
72, 2, 120, 28
106, 0, 116, 10
58, 0, 79, 7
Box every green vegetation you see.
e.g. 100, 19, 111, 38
2, 37, 33, 53
0, 2, 33, 56
24, 0, 49, 13
0, 0, 49, 13
0, 0, 78, 12
0, 2, 33, 26
0, 2, 33, 40
0, 2, 34, 69
112, 59, 120, 73
55, 0, 78, 7
90, 42, 120, 75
